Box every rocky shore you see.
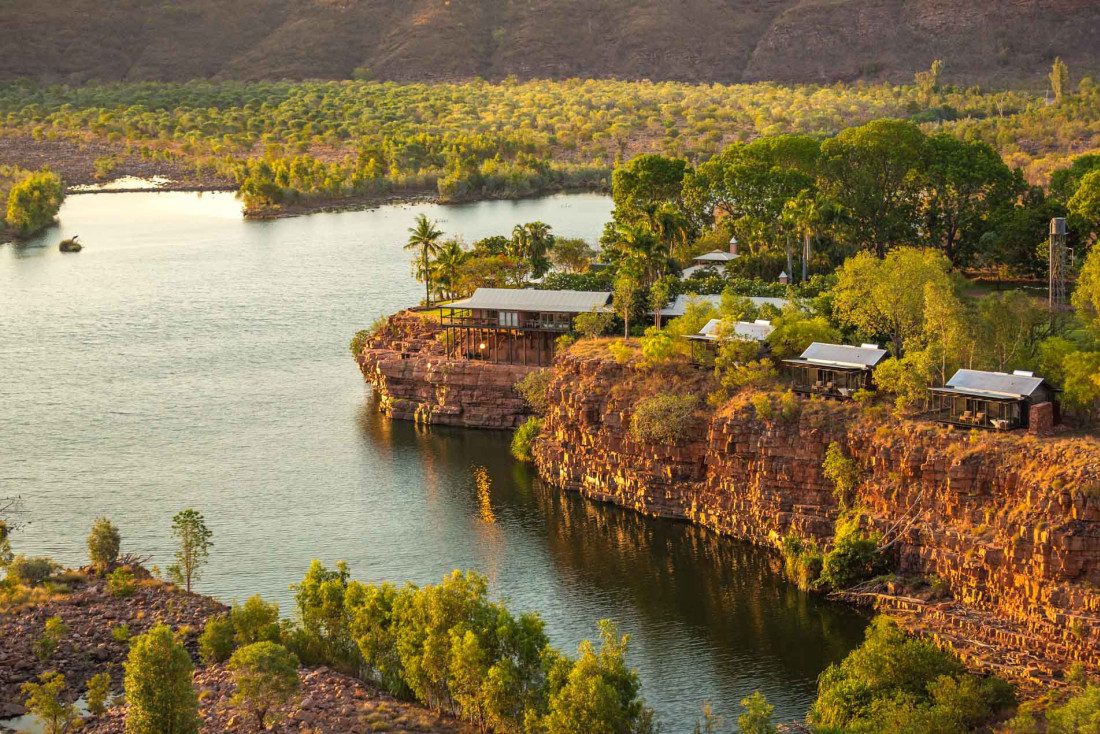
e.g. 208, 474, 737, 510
0, 571, 468, 733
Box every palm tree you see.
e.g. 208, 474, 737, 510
431, 238, 469, 301
612, 223, 676, 284
783, 191, 821, 282
649, 203, 693, 264
509, 222, 554, 278
405, 214, 444, 306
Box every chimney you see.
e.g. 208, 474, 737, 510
729, 235, 738, 256
778, 271, 789, 285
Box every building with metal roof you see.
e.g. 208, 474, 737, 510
439, 288, 612, 367
685, 318, 773, 367
653, 294, 789, 321
783, 342, 889, 399
928, 369, 1060, 430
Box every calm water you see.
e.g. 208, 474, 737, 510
0, 191, 866, 729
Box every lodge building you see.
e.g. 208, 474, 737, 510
928, 369, 1060, 431
686, 318, 773, 367
784, 342, 889, 399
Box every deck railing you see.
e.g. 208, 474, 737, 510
440, 312, 572, 332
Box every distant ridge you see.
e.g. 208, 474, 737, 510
2, 0, 1098, 87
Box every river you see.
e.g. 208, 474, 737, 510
0, 191, 867, 730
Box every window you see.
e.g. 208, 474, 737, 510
498, 311, 518, 327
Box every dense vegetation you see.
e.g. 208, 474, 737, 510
1, 64, 1099, 212
0, 165, 63, 238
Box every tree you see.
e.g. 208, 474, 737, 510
915, 59, 945, 103
405, 214, 444, 307
765, 308, 839, 360
819, 120, 927, 257
199, 614, 237, 665
124, 624, 200, 734
1072, 243, 1100, 333
5, 170, 64, 237
228, 642, 301, 730
168, 509, 212, 593
509, 221, 554, 278
551, 237, 596, 273
575, 309, 615, 339
976, 290, 1044, 371
87, 517, 121, 572
21, 672, 80, 734
832, 248, 953, 355
232, 595, 281, 646
1050, 57, 1070, 104
738, 691, 777, 734
1068, 168, 1100, 239
613, 272, 642, 337
430, 237, 469, 301
86, 672, 111, 716
611, 154, 687, 227
647, 276, 675, 329
606, 224, 674, 283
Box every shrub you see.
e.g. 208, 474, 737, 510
738, 691, 777, 734
86, 672, 111, 716
630, 393, 698, 445
809, 616, 1010, 732
111, 623, 131, 643
823, 442, 861, 509
781, 535, 823, 591
752, 393, 774, 420
510, 417, 542, 462
555, 333, 576, 351
20, 671, 79, 734
574, 310, 614, 339
199, 614, 236, 665
819, 515, 888, 591
228, 642, 301, 730
1046, 685, 1100, 733
779, 390, 800, 422
514, 369, 553, 414
349, 329, 372, 356
107, 568, 136, 598
7, 554, 58, 586
87, 517, 121, 571
34, 616, 67, 661
608, 339, 633, 363
231, 595, 281, 646
124, 624, 199, 734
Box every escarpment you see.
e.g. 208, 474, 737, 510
356, 311, 536, 429
533, 351, 1100, 687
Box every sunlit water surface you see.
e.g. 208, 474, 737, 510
0, 191, 866, 729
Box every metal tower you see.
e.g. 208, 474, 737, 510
1049, 217, 1068, 327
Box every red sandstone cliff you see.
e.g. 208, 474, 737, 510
533, 351, 1100, 687
356, 312, 536, 429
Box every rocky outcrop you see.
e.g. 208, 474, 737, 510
356, 312, 537, 430
533, 352, 1100, 688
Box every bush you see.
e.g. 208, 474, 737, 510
608, 339, 634, 363
779, 390, 800, 422
630, 393, 698, 445
1046, 685, 1100, 733
349, 329, 372, 356
5, 169, 64, 236
111, 623, 131, 643
199, 614, 236, 665
86, 672, 111, 716
34, 616, 67, 661
87, 517, 121, 571
20, 671, 79, 734
809, 616, 1011, 732
231, 595, 281, 646
819, 515, 888, 591
823, 442, 861, 509
752, 393, 774, 420
7, 554, 58, 586
738, 691, 777, 734
123, 623, 200, 734
228, 642, 301, 730
781, 535, 823, 591
510, 417, 542, 462
514, 369, 553, 414
574, 310, 614, 339
107, 568, 136, 597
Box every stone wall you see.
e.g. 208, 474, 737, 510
356, 312, 537, 429
534, 351, 1100, 687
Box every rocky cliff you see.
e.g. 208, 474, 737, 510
356, 312, 535, 429
534, 351, 1100, 687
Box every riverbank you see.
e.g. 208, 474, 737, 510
0, 568, 470, 733
356, 313, 1100, 694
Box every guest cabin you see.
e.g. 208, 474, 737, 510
686, 318, 773, 368
440, 288, 612, 367
652, 294, 789, 328
679, 238, 740, 279
784, 343, 889, 399
927, 369, 1060, 431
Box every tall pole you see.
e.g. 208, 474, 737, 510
1049, 217, 1067, 331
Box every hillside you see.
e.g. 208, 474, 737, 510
2, 0, 1099, 87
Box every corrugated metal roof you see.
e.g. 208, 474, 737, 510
446, 288, 612, 313
942, 369, 1052, 399
694, 250, 740, 263
693, 318, 773, 342
655, 294, 789, 317
795, 342, 889, 369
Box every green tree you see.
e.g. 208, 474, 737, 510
1071, 230, 1100, 334
510, 222, 554, 278
228, 642, 301, 730
199, 614, 237, 665
551, 237, 597, 273
232, 595, 281, 646
575, 309, 615, 339
86, 672, 111, 717
5, 170, 64, 237
87, 516, 121, 572
511, 417, 542, 461
168, 509, 212, 593
124, 624, 200, 734
832, 248, 953, 355
915, 59, 945, 103
430, 237, 469, 301
405, 214, 445, 307
1050, 57, 1070, 104
611, 154, 687, 227
21, 672, 80, 734
290, 560, 359, 672
1061, 350, 1100, 421
1046, 685, 1100, 733
764, 308, 839, 360
823, 442, 861, 509
613, 271, 642, 337
819, 120, 927, 257
976, 290, 1045, 371
738, 691, 777, 734
1068, 169, 1100, 237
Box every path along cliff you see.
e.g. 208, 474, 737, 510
357, 314, 1100, 689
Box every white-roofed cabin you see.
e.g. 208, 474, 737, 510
928, 369, 1061, 430
783, 342, 889, 399
685, 318, 773, 367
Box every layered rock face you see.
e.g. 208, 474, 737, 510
534, 352, 1100, 686
356, 312, 536, 429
